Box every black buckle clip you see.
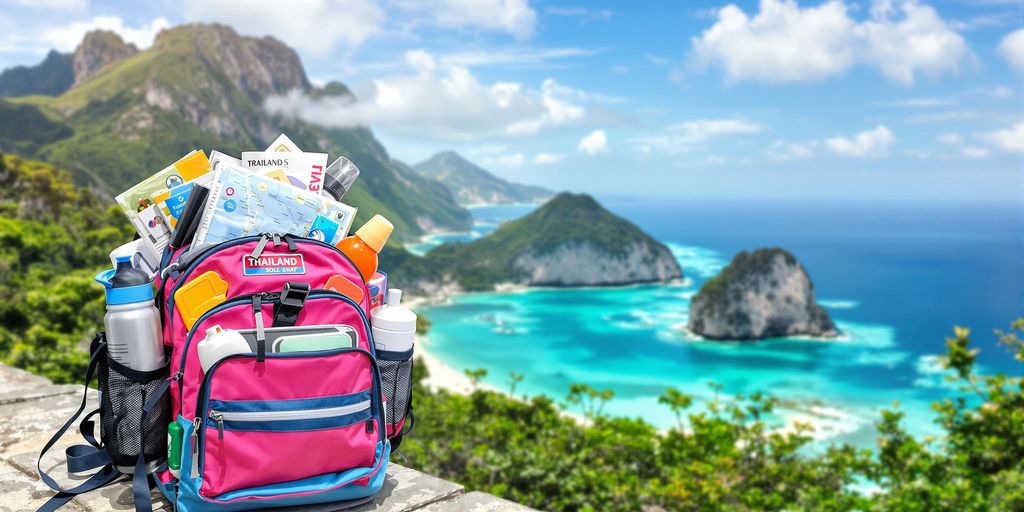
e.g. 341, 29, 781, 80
272, 282, 310, 327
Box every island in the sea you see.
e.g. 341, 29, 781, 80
390, 192, 682, 291
688, 247, 837, 340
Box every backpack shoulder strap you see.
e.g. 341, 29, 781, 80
37, 335, 124, 511
37, 334, 173, 512
131, 376, 171, 512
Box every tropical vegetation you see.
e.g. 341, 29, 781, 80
1, 153, 1021, 511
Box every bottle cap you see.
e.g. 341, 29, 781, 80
371, 288, 416, 332
95, 264, 154, 305
205, 325, 223, 339
324, 156, 360, 201
355, 215, 393, 253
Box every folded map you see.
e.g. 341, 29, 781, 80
192, 166, 356, 247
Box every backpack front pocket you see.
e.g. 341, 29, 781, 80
195, 350, 382, 498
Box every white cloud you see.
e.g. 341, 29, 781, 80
767, 139, 816, 160
989, 86, 1014, 98
960, 146, 990, 159
692, 0, 970, 85
692, 0, 856, 83
40, 16, 170, 51
182, 0, 385, 56
264, 50, 587, 140
877, 97, 956, 108
860, 0, 971, 84
826, 125, 895, 157
976, 122, 1024, 153
533, 152, 565, 164
950, 12, 1016, 32
578, 130, 609, 155
997, 29, 1024, 71
438, 47, 594, 67
646, 53, 672, 66
12, 0, 86, 8
633, 118, 762, 154
936, 133, 963, 145
545, 6, 613, 23
395, 0, 537, 39
182, 0, 537, 58
907, 110, 984, 124
481, 152, 525, 166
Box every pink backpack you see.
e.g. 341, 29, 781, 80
38, 233, 414, 512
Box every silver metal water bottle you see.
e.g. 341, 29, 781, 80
96, 256, 165, 371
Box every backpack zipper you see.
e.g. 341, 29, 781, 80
208, 399, 373, 440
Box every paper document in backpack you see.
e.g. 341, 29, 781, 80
242, 134, 328, 193
191, 166, 356, 246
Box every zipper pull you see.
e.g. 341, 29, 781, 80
283, 233, 298, 251
191, 417, 201, 476
252, 295, 266, 362
171, 371, 183, 382
365, 419, 374, 433
250, 234, 270, 260
272, 233, 281, 247
211, 412, 225, 440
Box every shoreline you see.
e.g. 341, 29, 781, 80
415, 333, 477, 395
410, 285, 862, 440
403, 219, 867, 443
415, 332, 592, 426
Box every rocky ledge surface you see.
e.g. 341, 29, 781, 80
0, 363, 534, 511
688, 248, 837, 340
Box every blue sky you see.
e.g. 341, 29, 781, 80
0, 0, 1021, 202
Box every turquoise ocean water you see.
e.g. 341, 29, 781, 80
413, 198, 1023, 447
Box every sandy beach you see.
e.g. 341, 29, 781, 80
414, 333, 477, 395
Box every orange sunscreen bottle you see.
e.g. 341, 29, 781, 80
335, 215, 393, 282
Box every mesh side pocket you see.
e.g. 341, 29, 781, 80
99, 357, 169, 470
377, 349, 413, 441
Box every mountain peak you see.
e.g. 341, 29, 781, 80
422, 192, 682, 288
72, 29, 138, 87
152, 23, 310, 100
414, 151, 553, 206
0, 50, 73, 97
543, 192, 601, 211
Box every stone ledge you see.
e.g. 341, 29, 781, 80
0, 363, 535, 512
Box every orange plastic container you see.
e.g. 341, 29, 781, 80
336, 215, 393, 282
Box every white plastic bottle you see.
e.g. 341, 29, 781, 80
197, 325, 250, 373
371, 289, 416, 352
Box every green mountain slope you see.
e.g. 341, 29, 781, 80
0, 50, 73, 97
390, 192, 682, 290
413, 151, 553, 205
0, 24, 469, 240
